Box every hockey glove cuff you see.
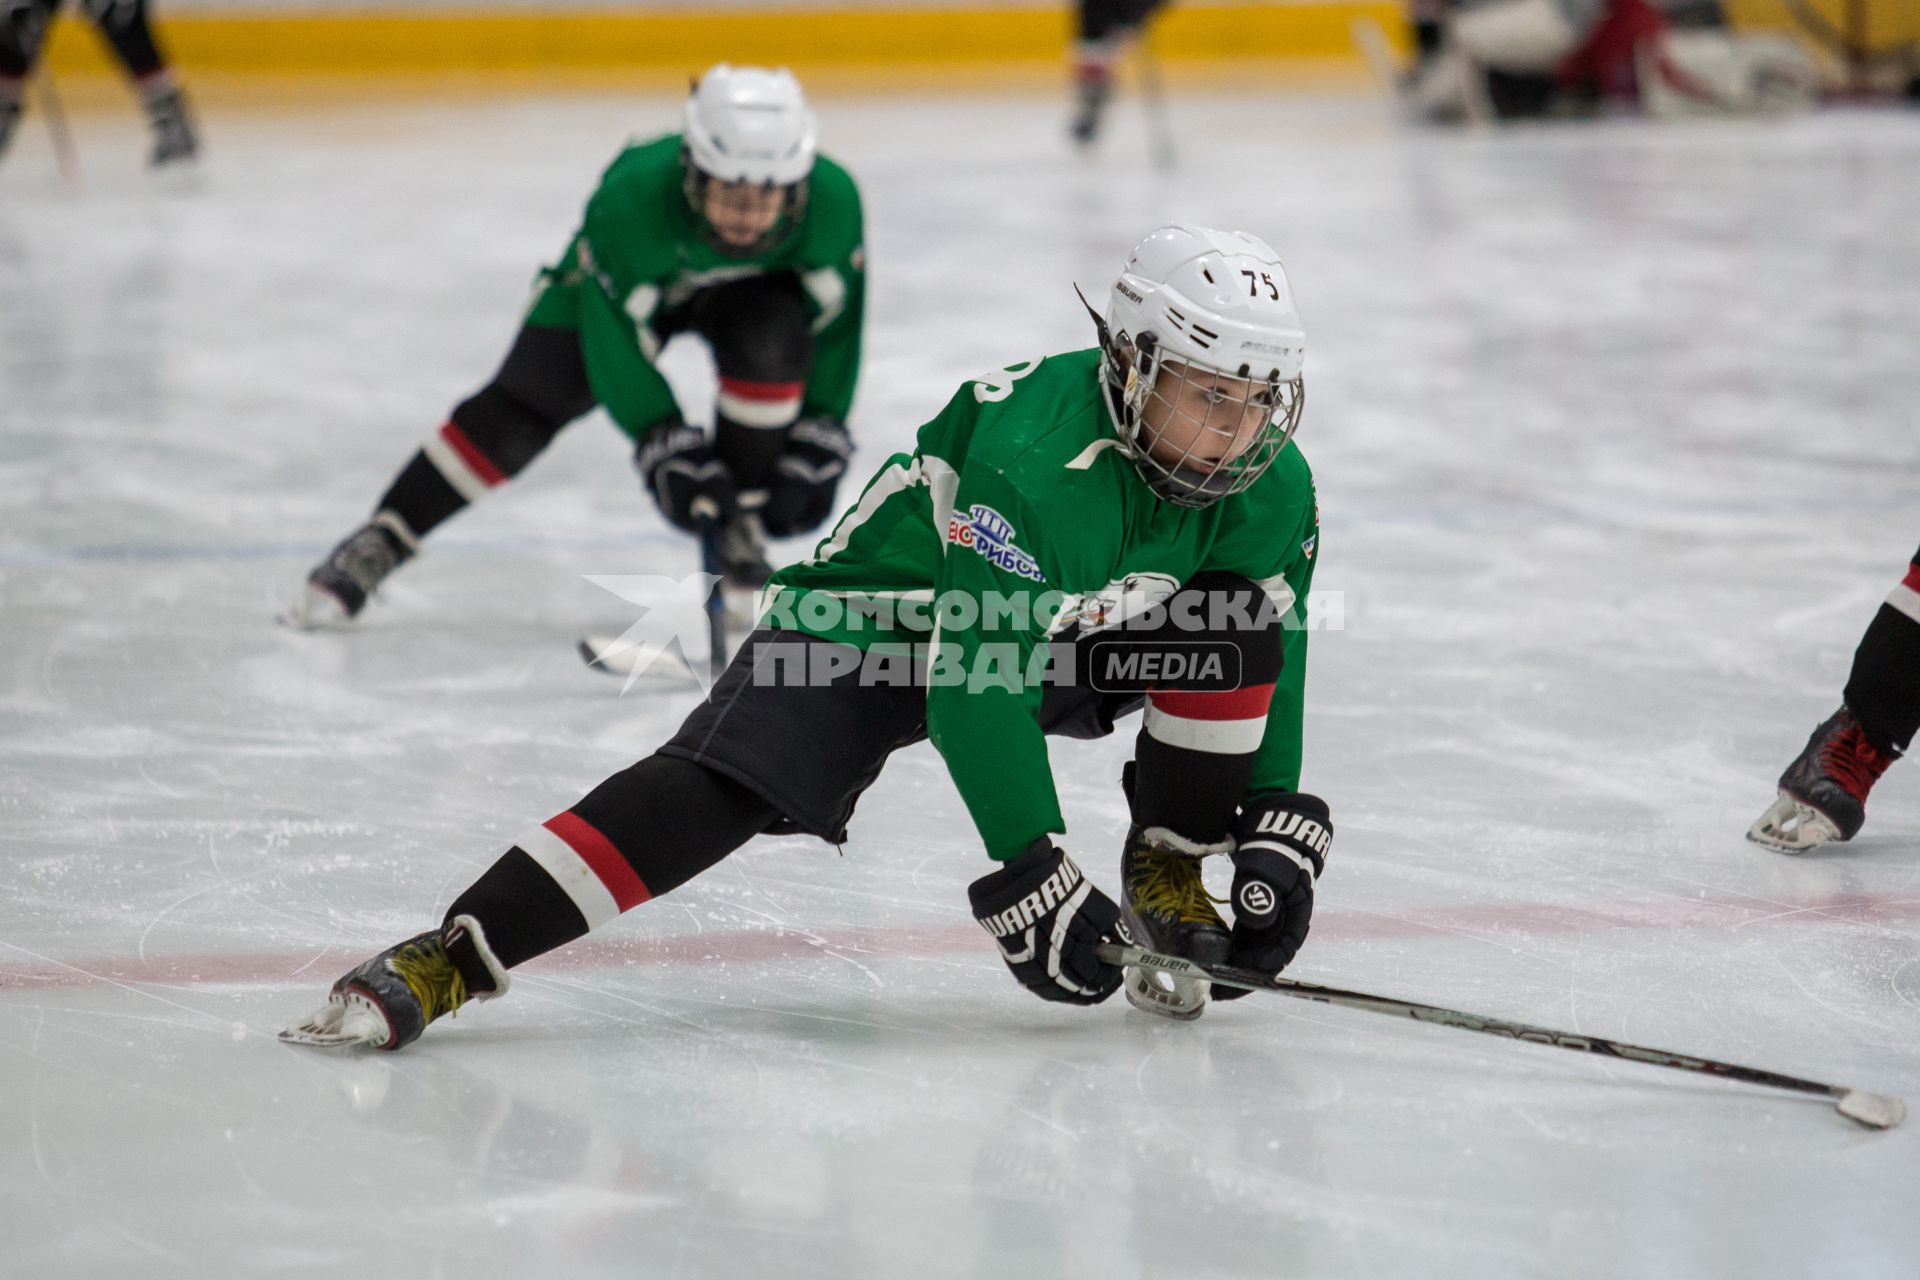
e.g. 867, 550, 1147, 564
762, 417, 854, 537
969, 840, 1130, 1006
1212, 791, 1332, 1001
636, 424, 736, 533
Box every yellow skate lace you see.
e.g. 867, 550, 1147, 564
387, 936, 469, 1024
1127, 849, 1228, 927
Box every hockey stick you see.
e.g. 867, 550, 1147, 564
1135, 27, 1177, 172
1351, 14, 1406, 95
577, 511, 730, 685
698, 520, 728, 682
33, 68, 80, 189
1099, 944, 1906, 1130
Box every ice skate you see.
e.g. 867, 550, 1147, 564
1069, 76, 1112, 145
284, 516, 415, 629
280, 915, 506, 1051
714, 509, 772, 593
144, 85, 199, 168
1748, 707, 1894, 853
1120, 825, 1230, 1019
0, 98, 20, 162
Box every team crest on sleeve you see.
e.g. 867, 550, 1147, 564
947, 505, 1046, 581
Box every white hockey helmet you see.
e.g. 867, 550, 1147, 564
682, 64, 818, 188
1093, 223, 1307, 507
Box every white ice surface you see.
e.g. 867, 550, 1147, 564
3, 91, 1919, 1280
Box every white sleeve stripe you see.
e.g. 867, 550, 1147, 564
1253, 571, 1297, 615
1235, 839, 1318, 884
807, 457, 921, 567
1887, 582, 1920, 627
1144, 703, 1268, 755
802, 266, 848, 333
518, 825, 621, 930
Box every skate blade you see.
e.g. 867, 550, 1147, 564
278, 995, 393, 1049
1747, 792, 1843, 853
1123, 965, 1209, 1021
577, 635, 703, 684
279, 584, 355, 632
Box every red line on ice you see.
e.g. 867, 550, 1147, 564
5, 889, 1918, 994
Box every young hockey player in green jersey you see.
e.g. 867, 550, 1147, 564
286, 64, 866, 627
282, 223, 1332, 1047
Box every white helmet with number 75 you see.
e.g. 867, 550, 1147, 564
1091, 223, 1307, 508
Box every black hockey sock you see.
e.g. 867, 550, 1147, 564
375, 438, 473, 542
108, 16, 168, 80
1107, 571, 1286, 845
377, 325, 593, 539
1, 0, 58, 79
694, 274, 811, 495
443, 755, 778, 971
1843, 550, 1920, 757
714, 405, 796, 495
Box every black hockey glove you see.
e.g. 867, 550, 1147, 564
1212, 792, 1332, 1002
761, 417, 854, 537
636, 423, 736, 533
969, 840, 1130, 1006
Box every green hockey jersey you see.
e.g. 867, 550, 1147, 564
762, 349, 1320, 861
524, 133, 866, 438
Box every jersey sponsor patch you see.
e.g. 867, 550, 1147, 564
946, 504, 1045, 582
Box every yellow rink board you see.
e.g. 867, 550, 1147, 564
1725, 0, 1920, 53
43, 3, 1410, 78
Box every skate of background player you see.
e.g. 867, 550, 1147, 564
3, 91, 1919, 1280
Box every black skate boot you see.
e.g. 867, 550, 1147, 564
285, 516, 416, 629
1749, 707, 1896, 852
1120, 825, 1231, 1019
0, 97, 20, 162
1069, 75, 1112, 145
281, 915, 506, 1050
714, 509, 772, 591
143, 85, 199, 168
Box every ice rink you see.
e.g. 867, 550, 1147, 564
3, 86, 1919, 1278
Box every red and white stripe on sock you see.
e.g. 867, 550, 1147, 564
421, 420, 507, 503
1074, 40, 1118, 84
516, 811, 651, 931
1143, 684, 1275, 755
1887, 561, 1920, 627
716, 377, 804, 430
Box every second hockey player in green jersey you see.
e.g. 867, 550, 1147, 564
282, 224, 1338, 1051
288, 64, 867, 629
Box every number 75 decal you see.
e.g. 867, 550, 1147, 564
1240, 270, 1281, 300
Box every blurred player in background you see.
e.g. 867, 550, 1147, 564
1392, 0, 1815, 121
1070, 0, 1166, 142
286, 64, 866, 628
279, 224, 1334, 1049
0, 0, 198, 165
1750, 547, 1919, 852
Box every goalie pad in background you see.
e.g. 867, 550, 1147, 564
1637, 30, 1821, 116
